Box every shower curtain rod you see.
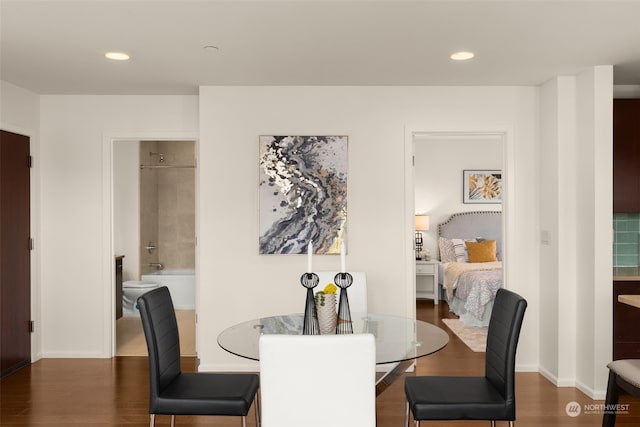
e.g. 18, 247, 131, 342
139, 165, 195, 169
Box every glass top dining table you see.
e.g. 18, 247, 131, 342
217, 312, 449, 394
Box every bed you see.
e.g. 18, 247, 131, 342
437, 211, 502, 327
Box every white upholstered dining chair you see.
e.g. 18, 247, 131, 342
259, 334, 376, 427
603, 359, 640, 426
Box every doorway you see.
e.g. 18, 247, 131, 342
404, 127, 513, 318
414, 132, 504, 270
112, 139, 197, 356
0, 130, 31, 377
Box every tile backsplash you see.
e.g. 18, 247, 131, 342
614, 213, 640, 267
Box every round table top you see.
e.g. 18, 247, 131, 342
217, 312, 449, 365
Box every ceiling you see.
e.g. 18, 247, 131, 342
2, 0, 640, 95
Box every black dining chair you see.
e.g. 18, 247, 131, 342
137, 286, 260, 427
404, 288, 527, 427
602, 359, 640, 426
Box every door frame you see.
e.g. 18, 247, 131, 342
102, 131, 199, 357
403, 124, 515, 318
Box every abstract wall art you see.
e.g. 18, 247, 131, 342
463, 170, 502, 204
259, 135, 347, 254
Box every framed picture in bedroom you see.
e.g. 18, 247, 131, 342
258, 135, 348, 255
463, 170, 502, 204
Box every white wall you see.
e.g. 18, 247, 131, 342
574, 67, 613, 399
4, 76, 613, 396
1, 81, 40, 132
198, 85, 539, 372
39, 95, 198, 357
613, 85, 640, 98
414, 135, 503, 258
539, 76, 578, 386
0, 81, 42, 361
537, 67, 613, 399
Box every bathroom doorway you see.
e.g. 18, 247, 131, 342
113, 140, 197, 356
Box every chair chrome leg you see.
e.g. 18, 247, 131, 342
404, 401, 409, 427
149, 414, 155, 427
170, 415, 175, 427
242, 415, 247, 427
255, 391, 261, 427
491, 421, 496, 427
510, 422, 514, 427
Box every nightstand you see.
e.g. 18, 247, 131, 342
416, 260, 439, 304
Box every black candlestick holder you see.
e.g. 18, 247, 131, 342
334, 272, 353, 334
300, 272, 320, 335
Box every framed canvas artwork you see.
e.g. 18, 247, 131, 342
259, 135, 347, 254
463, 170, 502, 204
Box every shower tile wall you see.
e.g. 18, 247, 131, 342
613, 213, 640, 267
157, 141, 195, 270
140, 141, 195, 276
140, 141, 159, 276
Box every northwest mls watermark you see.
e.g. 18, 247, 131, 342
565, 401, 630, 417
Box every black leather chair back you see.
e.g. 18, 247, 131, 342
484, 288, 527, 419
137, 286, 182, 410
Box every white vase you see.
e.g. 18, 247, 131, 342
315, 293, 337, 334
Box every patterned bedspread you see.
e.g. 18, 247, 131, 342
454, 269, 502, 320
442, 261, 501, 299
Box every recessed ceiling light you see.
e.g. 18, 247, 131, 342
104, 52, 130, 61
450, 51, 475, 61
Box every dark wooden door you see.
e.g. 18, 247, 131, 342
613, 281, 640, 360
613, 99, 640, 212
1, 130, 31, 377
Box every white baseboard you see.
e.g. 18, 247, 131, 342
531, 365, 606, 399
515, 363, 538, 372
538, 366, 576, 387
576, 380, 606, 401
41, 351, 107, 358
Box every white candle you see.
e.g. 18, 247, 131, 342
341, 240, 346, 272
307, 242, 313, 273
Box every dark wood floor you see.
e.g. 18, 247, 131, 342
1, 300, 638, 426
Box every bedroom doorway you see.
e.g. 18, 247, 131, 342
414, 133, 503, 270
406, 128, 513, 319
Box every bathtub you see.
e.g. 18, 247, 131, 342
141, 269, 195, 310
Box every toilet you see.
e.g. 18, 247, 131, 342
122, 280, 159, 316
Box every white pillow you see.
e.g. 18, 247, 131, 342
438, 237, 456, 262
451, 238, 477, 262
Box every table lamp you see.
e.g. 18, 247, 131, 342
415, 215, 430, 260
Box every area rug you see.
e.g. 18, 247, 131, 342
442, 318, 487, 352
